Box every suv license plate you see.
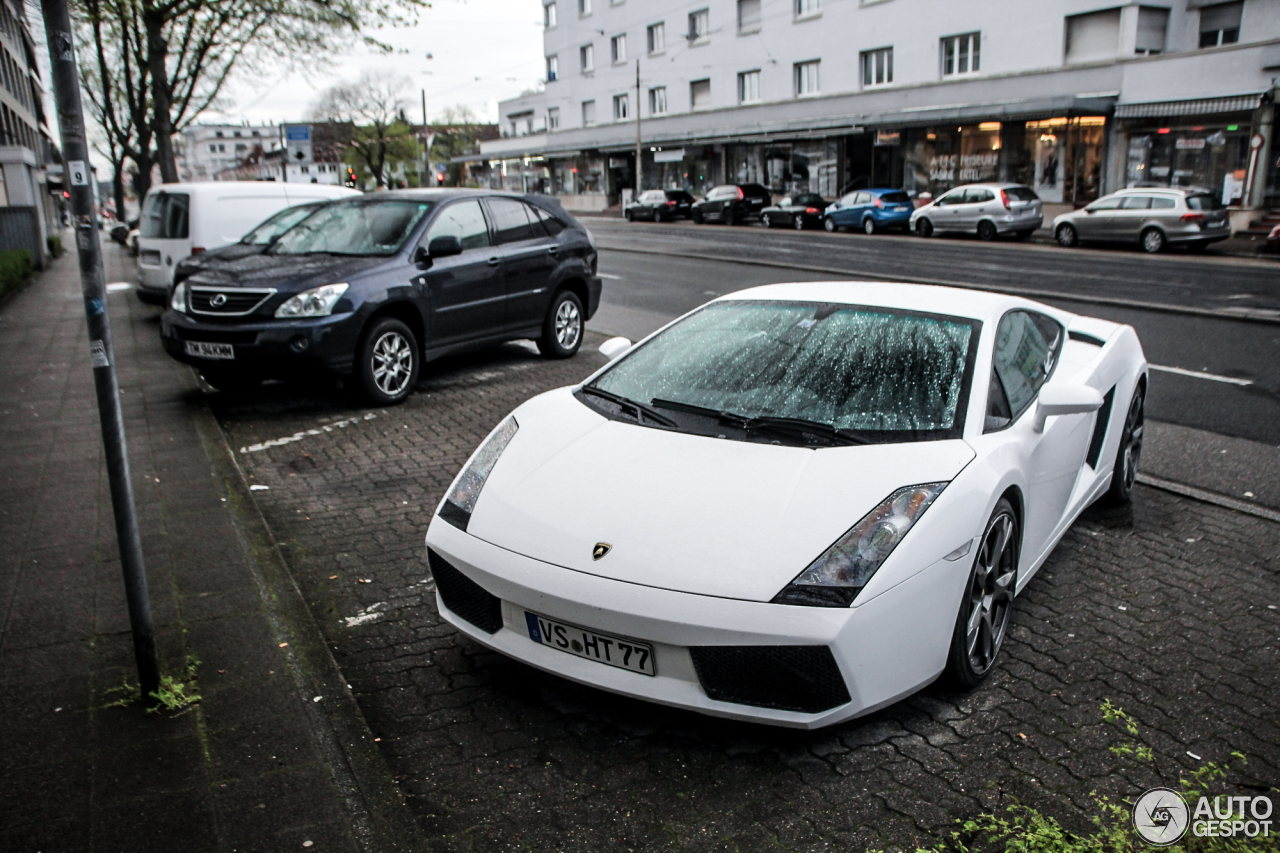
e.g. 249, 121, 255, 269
184, 341, 234, 360
525, 612, 655, 676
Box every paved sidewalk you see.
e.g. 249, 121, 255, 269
0, 241, 423, 852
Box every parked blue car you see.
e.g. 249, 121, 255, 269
823, 188, 914, 234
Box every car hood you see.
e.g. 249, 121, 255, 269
466, 388, 976, 602
184, 253, 390, 293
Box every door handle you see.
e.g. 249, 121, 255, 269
547, 246, 559, 255
487, 257, 501, 266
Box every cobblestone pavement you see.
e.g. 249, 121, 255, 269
206, 335, 1280, 852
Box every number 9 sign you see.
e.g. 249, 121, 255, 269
68, 160, 88, 186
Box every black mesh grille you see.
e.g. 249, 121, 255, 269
428, 550, 502, 634
690, 645, 851, 714
190, 288, 272, 315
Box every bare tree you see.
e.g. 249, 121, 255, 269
309, 72, 417, 189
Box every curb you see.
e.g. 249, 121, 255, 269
594, 243, 1280, 325
184, 367, 429, 853
1136, 473, 1280, 524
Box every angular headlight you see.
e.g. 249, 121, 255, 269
170, 281, 187, 313
772, 482, 948, 607
437, 417, 519, 531
274, 283, 349, 318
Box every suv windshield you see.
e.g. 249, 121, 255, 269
242, 204, 321, 246
271, 200, 432, 256
588, 301, 979, 442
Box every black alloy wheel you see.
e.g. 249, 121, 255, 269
357, 317, 419, 406
946, 498, 1019, 688
1102, 387, 1144, 506
977, 220, 998, 241
1141, 227, 1166, 254
862, 217, 876, 235
537, 289, 584, 359
793, 215, 806, 231
1056, 223, 1078, 247
916, 218, 933, 237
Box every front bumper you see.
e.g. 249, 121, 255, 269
424, 516, 960, 728
161, 309, 364, 376
585, 275, 602, 320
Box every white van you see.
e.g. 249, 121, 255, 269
136, 182, 359, 300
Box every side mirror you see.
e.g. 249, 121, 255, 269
598, 336, 632, 361
1033, 383, 1103, 432
427, 235, 463, 259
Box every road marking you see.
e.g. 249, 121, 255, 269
106, 282, 132, 292
598, 273, 621, 279
240, 412, 377, 453
1149, 364, 1253, 386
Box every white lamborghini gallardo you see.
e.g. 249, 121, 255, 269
424, 282, 1148, 728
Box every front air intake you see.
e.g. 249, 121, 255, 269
428, 550, 503, 634
689, 645, 851, 714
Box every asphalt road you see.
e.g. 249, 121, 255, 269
586, 235, 1280, 449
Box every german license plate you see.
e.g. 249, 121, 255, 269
184, 341, 234, 360
525, 612, 655, 676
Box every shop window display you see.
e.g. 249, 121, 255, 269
1124, 121, 1250, 205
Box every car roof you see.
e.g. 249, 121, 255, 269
713, 281, 1074, 327
1113, 186, 1205, 196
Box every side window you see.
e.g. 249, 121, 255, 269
531, 205, 567, 236
967, 189, 994, 204
426, 200, 490, 251
1150, 196, 1176, 210
1120, 196, 1152, 210
1087, 197, 1124, 211
839, 192, 859, 206
854, 191, 871, 204
935, 191, 961, 206
991, 310, 1063, 420
487, 198, 536, 244
985, 369, 1013, 432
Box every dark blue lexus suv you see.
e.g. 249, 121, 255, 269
161, 189, 602, 405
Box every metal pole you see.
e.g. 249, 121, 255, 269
279, 123, 288, 182
634, 59, 642, 197
41, 0, 160, 699
421, 90, 430, 188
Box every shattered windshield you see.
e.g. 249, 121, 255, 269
588, 301, 979, 442
271, 200, 431, 256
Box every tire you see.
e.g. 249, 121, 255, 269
977, 220, 998, 242
916, 218, 933, 238
793, 215, 806, 231
199, 366, 262, 393
1101, 386, 1144, 506
1055, 223, 1078, 248
625, 209, 634, 222
537, 289, 584, 359
1140, 227, 1166, 254
356, 317, 419, 406
762, 213, 773, 229
823, 217, 838, 233
692, 209, 704, 224
862, 217, 876, 235
945, 498, 1019, 689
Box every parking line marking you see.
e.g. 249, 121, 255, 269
240, 412, 378, 453
598, 273, 621, 279
1149, 364, 1253, 386
106, 282, 132, 292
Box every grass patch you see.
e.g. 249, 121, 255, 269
101, 655, 203, 716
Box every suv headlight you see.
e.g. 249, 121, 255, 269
275, 283, 349, 318
170, 281, 187, 313
772, 482, 948, 607
437, 417, 518, 531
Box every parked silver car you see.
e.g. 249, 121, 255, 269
1052, 187, 1230, 254
909, 183, 1042, 241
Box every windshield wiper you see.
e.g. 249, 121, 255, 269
651, 399, 865, 446
579, 386, 678, 428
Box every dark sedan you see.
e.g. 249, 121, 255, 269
161, 190, 602, 405
760, 193, 830, 230
624, 189, 695, 221
691, 184, 771, 225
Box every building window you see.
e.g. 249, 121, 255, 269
580, 44, 594, 73
611, 33, 626, 63
582, 100, 596, 126
688, 9, 709, 43
941, 32, 980, 76
1065, 9, 1120, 64
860, 47, 892, 87
613, 94, 629, 120
646, 22, 665, 54
649, 86, 667, 115
208, 144, 217, 152
546, 55, 558, 81
544, 2, 556, 28
690, 78, 711, 109
738, 70, 760, 103
737, 0, 761, 33
795, 0, 819, 17
1199, 1, 1241, 47
548, 107, 560, 129
1135, 6, 1168, 55
578, 0, 591, 15
794, 60, 819, 96
218, 144, 226, 152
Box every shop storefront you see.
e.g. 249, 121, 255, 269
722, 139, 841, 198
1118, 115, 1252, 205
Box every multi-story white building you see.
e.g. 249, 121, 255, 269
176, 123, 277, 181
483, 0, 1280, 217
